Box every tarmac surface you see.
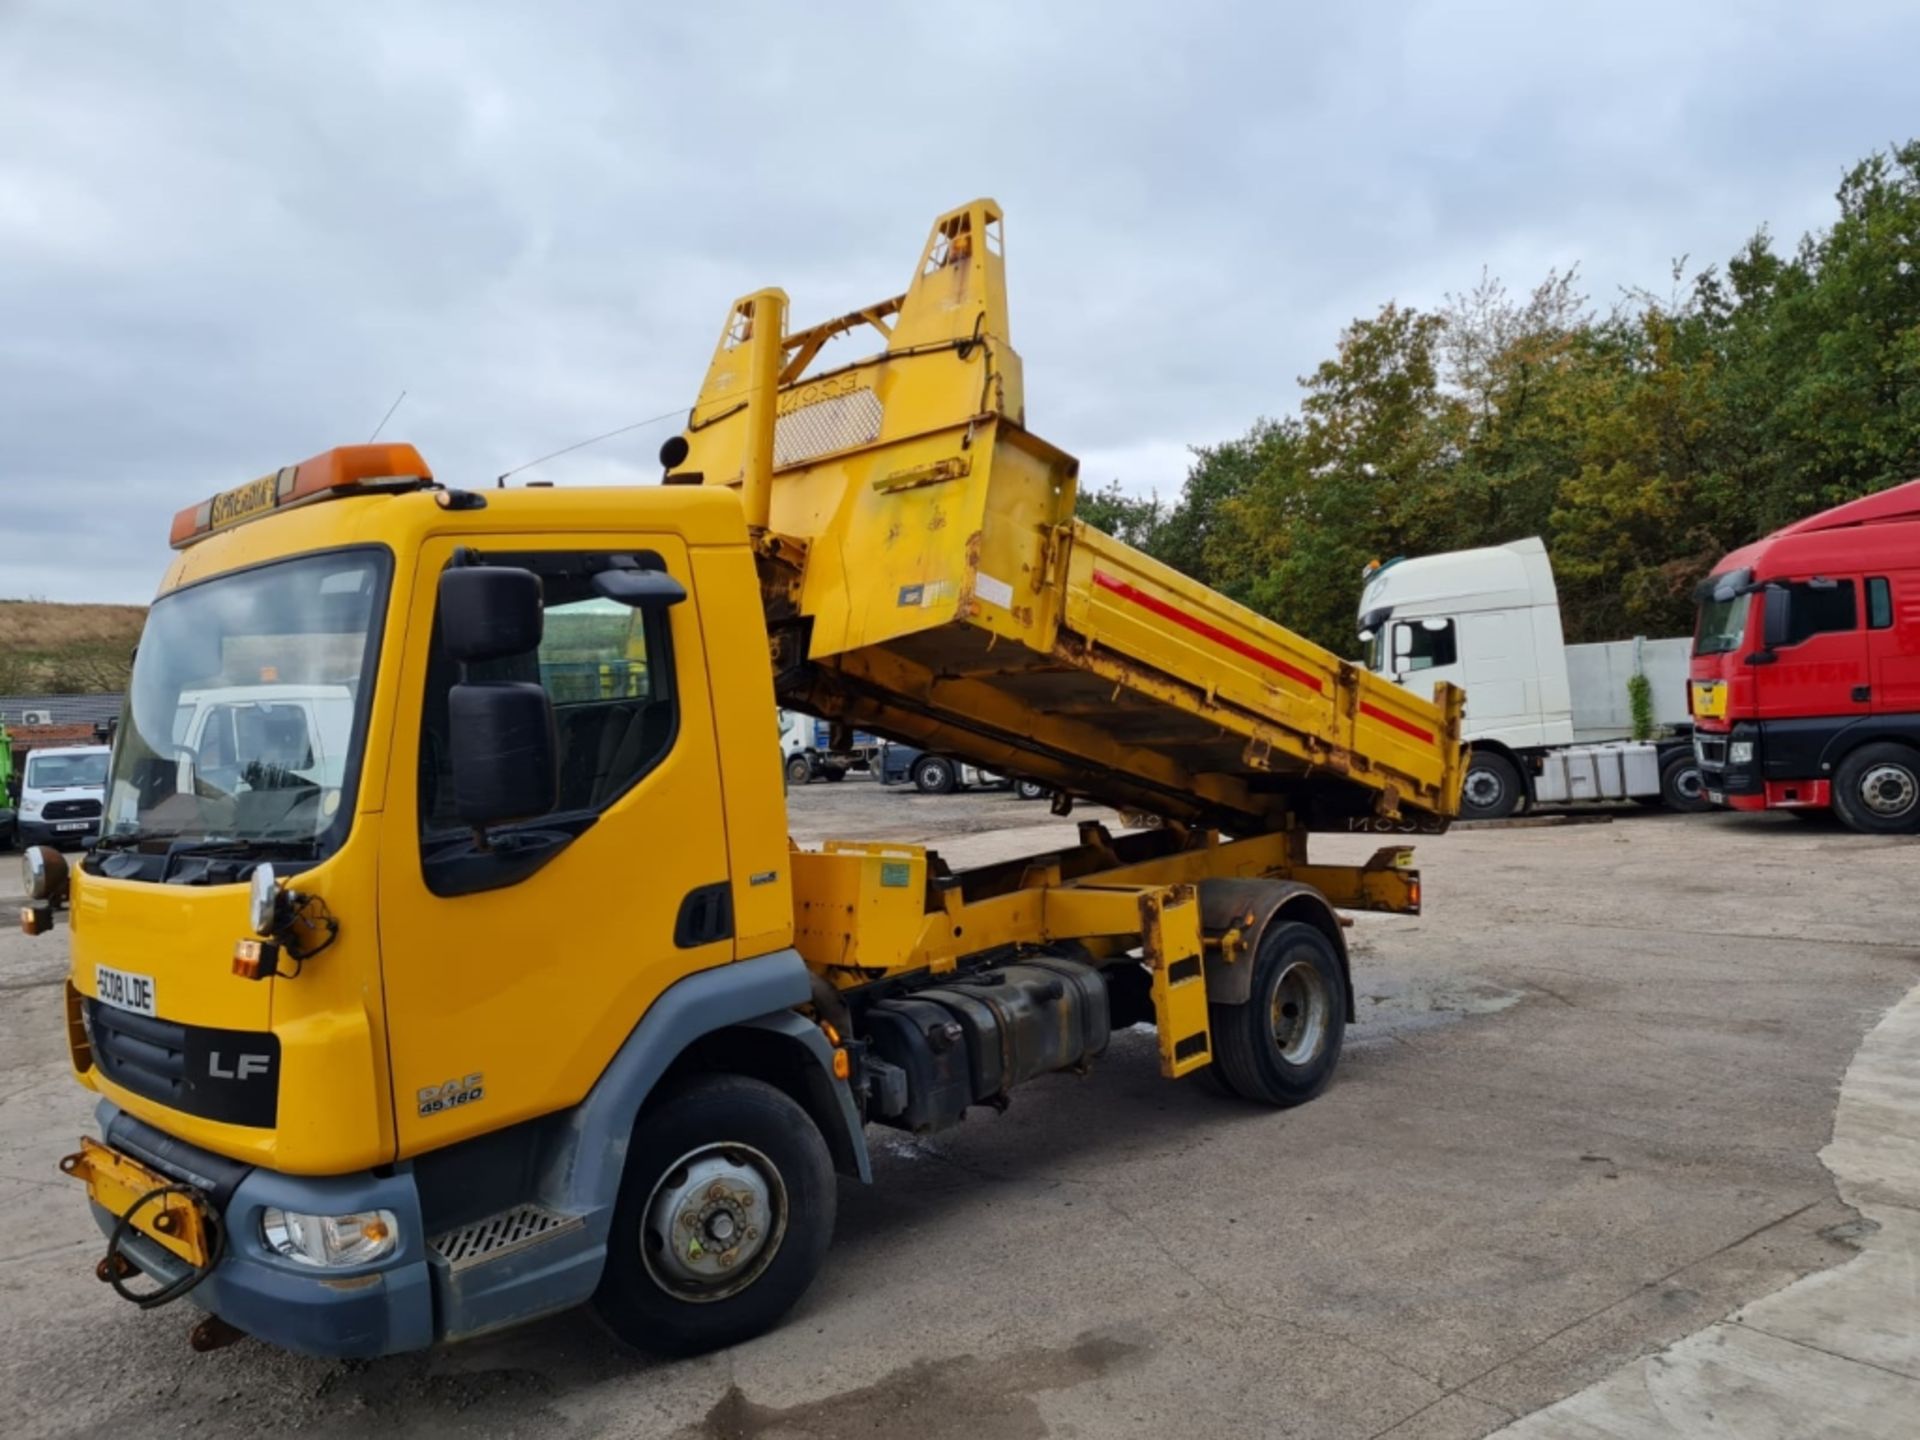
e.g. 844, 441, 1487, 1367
0, 781, 1915, 1438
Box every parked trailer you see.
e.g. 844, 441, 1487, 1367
33, 200, 1462, 1362
1358, 537, 1704, 819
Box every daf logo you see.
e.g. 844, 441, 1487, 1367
208, 1051, 273, 1081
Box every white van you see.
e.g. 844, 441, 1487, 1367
17, 744, 112, 849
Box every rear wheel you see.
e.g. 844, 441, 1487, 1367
1660, 754, 1711, 812
1014, 780, 1047, 801
821, 767, 846, 782
1460, 751, 1523, 821
594, 1075, 834, 1356
912, 756, 956, 794
1831, 742, 1920, 835
784, 754, 811, 787
1209, 921, 1346, 1107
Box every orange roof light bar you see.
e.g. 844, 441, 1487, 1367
169, 443, 435, 549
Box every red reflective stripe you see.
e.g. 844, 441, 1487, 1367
1359, 702, 1433, 744
1091, 570, 1324, 693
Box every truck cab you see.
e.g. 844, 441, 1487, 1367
1689, 478, 1920, 832
1360, 538, 1700, 819
16, 743, 111, 849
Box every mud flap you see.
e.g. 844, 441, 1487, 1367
1141, 887, 1212, 1078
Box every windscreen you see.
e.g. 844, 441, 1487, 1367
102, 548, 388, 859
1694, 590, 1747, 656
26, 752, 109, 789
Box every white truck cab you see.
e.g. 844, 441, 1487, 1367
17, 744, 112, 849
1359, 538, 1703, 819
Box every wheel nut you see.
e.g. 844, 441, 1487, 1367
707, 1182, 727, 1201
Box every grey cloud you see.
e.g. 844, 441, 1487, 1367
2, 1, 1915, 602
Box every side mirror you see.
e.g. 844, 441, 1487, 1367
592, 567, 686, 608
1762, 586, 1791, 651
439, 567, 543, 662
448, 682, 556, 826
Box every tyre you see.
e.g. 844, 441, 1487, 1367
1208, 921, 1346, 1107
1659, 754, 1711, 812
912, 756, 956, 794
1014, 780, 1047, 801
594, 1075, 835, 1357
1459, 751, 1523, 821
784, 754, 812, 787
1831, 742, 1920, 835
821, 767, 846, 782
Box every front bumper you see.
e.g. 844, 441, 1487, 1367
1694, 724, 1831, 810
19, 817, 100, 849
83, 1104, 433, 1358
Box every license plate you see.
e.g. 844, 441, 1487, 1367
62, 1137, 212, 1268
1708, 790, 1724, 805
94, 964, 157, 1017
56, 822, 89, 832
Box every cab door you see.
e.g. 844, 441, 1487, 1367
1866, 572, 1920, 712
377, 534, 734, 1158
1755, 577, 1870, 720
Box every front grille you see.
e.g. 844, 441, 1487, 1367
431, 1205, 582, 1272
43, 799, 102, 821
88, 1002, 189, 1107
84, 1000, 280, 1128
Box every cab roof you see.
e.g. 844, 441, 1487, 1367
1714, 477, 1920, 579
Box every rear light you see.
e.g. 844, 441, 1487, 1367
170, 444, 434, 549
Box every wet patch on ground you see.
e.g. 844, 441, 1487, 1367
683, 1328, 1150, 1440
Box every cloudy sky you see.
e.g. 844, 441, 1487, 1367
4, 2, 1916, 603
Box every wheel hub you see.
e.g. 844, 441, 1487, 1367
1860, 764, 1917, 817
1271, 959, 1331, 1066
1464, 769, 1504, 808
642, 1145, 786, 1302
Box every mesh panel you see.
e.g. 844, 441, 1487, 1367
430, 1205, 581, 1271
774, 387, 883, 467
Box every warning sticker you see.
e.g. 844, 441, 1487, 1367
975, 571, 1014, 609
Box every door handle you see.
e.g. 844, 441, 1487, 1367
1852, 685, 1871, 703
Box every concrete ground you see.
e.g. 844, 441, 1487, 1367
0, 781, 1915, 1439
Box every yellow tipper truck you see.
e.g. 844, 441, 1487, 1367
29, 201, 1462, 1358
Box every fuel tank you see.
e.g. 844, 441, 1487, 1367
860, 955, 1110, 1134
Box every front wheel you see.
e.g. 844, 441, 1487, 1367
1208, 921, 1346, 1106
784, 754, 812, 787
1831, 742, 1920, 835
1459, 751, 1524, 821
912, 756, 956, 794
594, 1075, 835, 1356
1014, 780, 1047, 801
1660, 754, 1711, 812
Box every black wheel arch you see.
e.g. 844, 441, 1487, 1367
1817, 717, 1920, 777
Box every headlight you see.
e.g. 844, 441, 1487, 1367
1729, 741, 1754, 765
261, 1207, 398, 1267
249, 863, 281, 935
20, 796, 42, 818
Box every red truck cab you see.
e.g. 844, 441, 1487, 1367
1690, 478, 1920, 832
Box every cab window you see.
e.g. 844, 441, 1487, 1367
1393, 618, 1458, 673
1781, 580, 1857, 645
1868, 577, 1893, 630
418, 551, 678, 838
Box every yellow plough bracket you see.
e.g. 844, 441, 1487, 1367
59, 1136, 213, 1268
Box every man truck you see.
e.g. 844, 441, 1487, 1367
29, 200, 1462, 1360
1689, 478, 1920, 833
1358, 537, 1705, 820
